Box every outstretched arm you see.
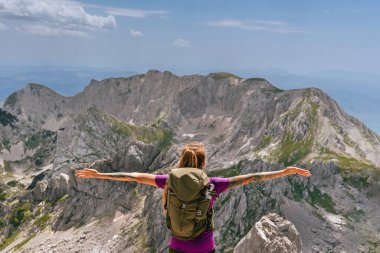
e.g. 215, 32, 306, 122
75, 168, 157, 187
228, 167, 311, 189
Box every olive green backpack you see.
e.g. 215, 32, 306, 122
164, 167, 216, 240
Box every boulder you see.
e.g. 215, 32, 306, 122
234, 213, 301, 253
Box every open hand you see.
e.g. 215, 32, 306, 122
75, 168, 100, 179
285, 167, 311, 177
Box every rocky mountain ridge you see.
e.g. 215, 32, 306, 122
0, 70, 379, 252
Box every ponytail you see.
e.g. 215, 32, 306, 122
179, 148, 198, 168
178, 143, 206, 169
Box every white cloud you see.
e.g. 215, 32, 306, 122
0, 0, 117, 37
23, 24, 89, 38
105, 7, 167, 18
173, 38, 191, 48
0, 21, 7, 30
80, 3, 168, 18
206, 19, 308, 34
130, 29, 143, 37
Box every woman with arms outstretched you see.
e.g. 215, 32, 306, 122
76, 142, 310, 253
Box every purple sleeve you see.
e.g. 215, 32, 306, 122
155, 174, 168, 189
210, 177, 229, 195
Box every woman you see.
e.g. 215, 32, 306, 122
76, 142, 311, 253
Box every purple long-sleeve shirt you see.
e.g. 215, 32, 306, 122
155, 175, 229, 253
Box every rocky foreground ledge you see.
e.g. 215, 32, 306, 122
234, 213, 302, 253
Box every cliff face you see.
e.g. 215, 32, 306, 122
0, 70, 379, 252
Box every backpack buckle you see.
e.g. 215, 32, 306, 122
182, 203, 187, 209
205, 183, 216, 199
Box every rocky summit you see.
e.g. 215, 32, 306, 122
0, 70, 379, 252
234, 213, 301, 253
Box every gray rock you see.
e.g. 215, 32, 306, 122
234, 213, 302, 253
31, 179, 49, 201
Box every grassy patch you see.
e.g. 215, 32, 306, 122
246, 77, 267, 82
0, 217, 5, 229
24, 134, 43, 150
265, 86, 284, 93
0, 187, 7, 201
342, 175, 369, 189
10, 202, 32, 228
277, 133, 313, 166
288, 178, 305, 202
270, 97, 319, 166
158, 130, 174, 149
210, 72, 240, 80
319, 148, 376, 172
24, 131, 56, 153
56, 194, 69, 203
0, 231, 19, 251
208, 163, 242, 178
307, 187, 336, 213
32, 147, 51, 166
0, 109, 17, 127
0, 200, 35, 250
258, 135, 272, 149
4, 92, 17, 107
88, 107, 174, 148
33, 213, 50, 230
14, 233, 36, 250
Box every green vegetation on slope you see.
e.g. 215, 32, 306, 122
316, 148, 379, 190
270, 94, 320, 166
210, 72, 241, 80
0, 109, 18, 127
4, 92, 17, 107
14, 234, 36, 250
307, 187, 336, 213
87, 107, 173, 148
207, 162, 242, 178
246, 77, 267, 82
288, 178, 336, 213
33, 213, 50, 230
1, 139, 11, 151
24, 130, 56, 150
277, 133, 313, 166
0, 231, 20, 251
0, 188, 6, 201
258, 135, 272, 149
10, 202, 32, 228
0, 200, 33, 250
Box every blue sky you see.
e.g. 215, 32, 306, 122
0, 0, 380, 74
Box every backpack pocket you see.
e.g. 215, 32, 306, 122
168, 196, 198, 239
194, 197, 211, 220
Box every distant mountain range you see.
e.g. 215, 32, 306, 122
1, 66, 378, 135
0, 66, 136, 99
